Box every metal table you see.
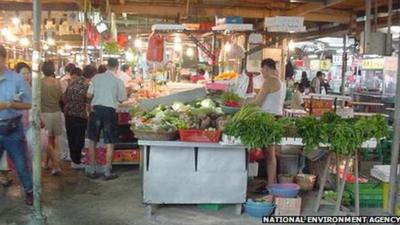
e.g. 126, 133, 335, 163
138, 140, 247, 216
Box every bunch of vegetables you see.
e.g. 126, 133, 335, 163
130, 98, 228, 133
323, 190, 351, 206
221, 92, 241, 108
224, 105, 286, 148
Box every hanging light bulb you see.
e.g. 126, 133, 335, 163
47, 38, 56, 46
64, 44, 72, 50
19, 37, 30, 47
43, 44, 49, 51
1, 28, 11, 37
134, 38, 142, 49
12, 17, 20, 25
186, 48, 194, 57
125, 51, 134, 62
174, 35, 182, 43
174, 43, 182, 52
224, 42, 232, 53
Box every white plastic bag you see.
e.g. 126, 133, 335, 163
232, 72, 249, 99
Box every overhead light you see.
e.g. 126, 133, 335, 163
64, 44, 72, 50
134, 38, 142, 49
288, 40, 295, 51
308, 54, 318, 59
57, 49, 64, 55
224, 42, 232, 53
43, 44, 49, 50
186, 48, 194, 57
19, 37, 30, 47
174, 36, 182, 43
125, 51, 134, 62
12, 17, 20, 25
1, 28, 11, 37
128, 35, 132, 40
174, 43, 182, 52
47, 38, 55, 46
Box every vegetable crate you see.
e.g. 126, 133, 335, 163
345, 182, 383, 208
179, 129, 222, 143
197, 204, 227, 211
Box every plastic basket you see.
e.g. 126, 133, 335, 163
197, 204, 227, 211
179, 129, 222, 143
346, 182, 383, 208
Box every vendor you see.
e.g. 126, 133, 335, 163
291, 83, 305, 110
252, 58, 286, 185
117, 64, 133, 86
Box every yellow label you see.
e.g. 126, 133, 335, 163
320, 60, 331, 71
362, 58, 384, 70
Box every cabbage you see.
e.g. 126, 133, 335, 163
172, 102, 186, 112
200, 98, 216, 108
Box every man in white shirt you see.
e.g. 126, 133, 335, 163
310, 71, 323, 94
86, 58, 127, 180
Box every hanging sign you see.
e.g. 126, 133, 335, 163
310, 60, 320, 71
362, 58, 384, 70
332, 55, 342, 65
293, 60, 305, 68
320, 60, 332, 71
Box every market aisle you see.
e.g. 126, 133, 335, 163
1, 163, 262, 225
0, 163, 383, 225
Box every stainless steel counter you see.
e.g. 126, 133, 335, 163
138, 140, 247, 216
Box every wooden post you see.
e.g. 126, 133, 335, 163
314, 153, 332, 212
340, 33, 347, 95
335, 154, 351, 215
32, 0, 46, 224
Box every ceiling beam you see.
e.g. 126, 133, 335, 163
285, 0, 347, 16
111, 3, 352, 23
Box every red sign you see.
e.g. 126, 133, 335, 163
293, 60, 305, 68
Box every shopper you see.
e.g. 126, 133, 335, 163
253, 58, 286, 185
291, 83, 305, 110
0, 44, 33, 205
41, 61, 63, 176
64, 65, 97, 169
310, 71, 323, 94
86, 58, 127, 180
60, 63, 76, 93
15, 62, 32, 85
15, 62, 33, 170
0, 62, 33, 187
97, 64, 107, 74
300, 71, 310, 89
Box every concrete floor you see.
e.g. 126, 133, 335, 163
0, 163, 385, 225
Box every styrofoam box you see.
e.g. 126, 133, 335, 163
371, 165, 400, 182
151, 24, 185, 31
265, 16, 304, 27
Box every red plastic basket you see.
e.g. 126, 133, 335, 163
179, 129, 222, 143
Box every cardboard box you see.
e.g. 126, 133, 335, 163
275, 196, 302, 216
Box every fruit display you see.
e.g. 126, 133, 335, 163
214, 71, 239, 80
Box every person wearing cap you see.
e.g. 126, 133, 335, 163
253, 58, 286, 186
86, 58, 127, 180
0, 44, 33, 205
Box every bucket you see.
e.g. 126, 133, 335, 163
383, 182, 400, 215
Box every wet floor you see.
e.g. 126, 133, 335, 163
0, 163, 385, 225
